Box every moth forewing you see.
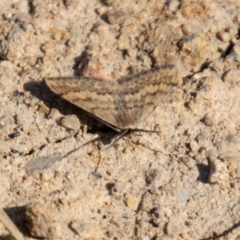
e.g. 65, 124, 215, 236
46, 65, 178, 134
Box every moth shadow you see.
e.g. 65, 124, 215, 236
2, 205, 30, 237
196, 163, 210, 184
23, 81, 114, 135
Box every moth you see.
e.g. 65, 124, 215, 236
46, 65, 178, 138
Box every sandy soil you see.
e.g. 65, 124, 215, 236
1, 0, 240, 239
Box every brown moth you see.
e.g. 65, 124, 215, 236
46, 65, 178, 136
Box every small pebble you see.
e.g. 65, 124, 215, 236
26, 153, 62, 173
61, 115, 80, 130
11, 143, 30, 153
217, 31, 230, 42
145, 168, 167, 188
206, 148, 219, 158
47, 108, 62, 120
182, 23, 201, 35
204, 112, 215, 126
105, 9, 126, 24
4, 116, 15, 126
189, 141, 199, 155
124, 194, 141, 211
15, 113, 24, 124
123, 145, 134, 154
69, 221, 104, 238
28, 124, 40, 136
223, 69, 240, 85
26, 202, 55, 239
166, 216, 181, 236
178, 189, 193, 202
208, 157, 229, 187
0, 140, 10, 153
38, 104, 49, 115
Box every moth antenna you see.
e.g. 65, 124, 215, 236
141, 133, 172, 155
63, 136, 101, 158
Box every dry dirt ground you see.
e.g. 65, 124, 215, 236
1, 0, 240, 239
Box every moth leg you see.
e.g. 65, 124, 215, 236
105, 129, 129, 149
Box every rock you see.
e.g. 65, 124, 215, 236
124, 193, 141, 211
47, 108, 62, 120
0, 140, 10, 154
208, 157, 229, 187
223, 69, 240, 85
61, 115, 80, 130
26, 153, 62, 173
26, 202, 56, 239
145, 167, 170, 189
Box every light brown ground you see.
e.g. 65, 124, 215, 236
1, 0, 240, 239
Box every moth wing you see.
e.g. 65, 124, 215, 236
46, 77, 122, 131
116, 65, 178, 129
